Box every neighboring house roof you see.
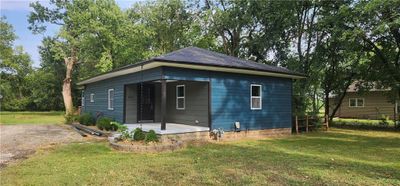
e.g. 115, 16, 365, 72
78, 47, 305, 85
328, 81, 390, 98
346, 81, 390, 92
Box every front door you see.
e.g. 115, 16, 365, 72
137, 83, 155, 122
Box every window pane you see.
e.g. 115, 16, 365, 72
108, 90, 114, 109
252, 98, 261, 109
357, 99, 364, 107
81, 91, 85, 106
177, 86, 184, 97
349, 99, 356, 107
177, 98, 184, 109
252, 86, 260, 96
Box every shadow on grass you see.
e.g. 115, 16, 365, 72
177, 130, 400, 185
1, 130, 399, 185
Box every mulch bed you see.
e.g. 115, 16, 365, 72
109, 138, 184, 153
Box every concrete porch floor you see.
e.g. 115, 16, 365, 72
125, 123, 210, 135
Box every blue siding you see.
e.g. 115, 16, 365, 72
210, 72, 292, 131
82, 66, 293, 131
164, 67, 293, 131
163, 67, 210, 82
82, 67, 162, 122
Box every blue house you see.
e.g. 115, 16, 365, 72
78, 47, 305, 135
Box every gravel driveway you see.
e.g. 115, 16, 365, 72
0, 124, 84, 168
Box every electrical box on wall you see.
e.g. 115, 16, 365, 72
234, 121, 240, 131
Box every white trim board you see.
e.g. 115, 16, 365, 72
77, 61, 305, 85
250, 84, 262, 110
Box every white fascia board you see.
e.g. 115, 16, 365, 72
77, 62, 160, 85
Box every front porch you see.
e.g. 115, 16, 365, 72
125, 123, 210, 134
124, 79, 210, 132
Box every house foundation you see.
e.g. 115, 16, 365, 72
159, 128, 292, 142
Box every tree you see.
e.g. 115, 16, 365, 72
203, 0, 254, 57
76, 0, 151, 76
0, 16, 16, 65
0, 17, 34, 111
27, 37, 72, 111
28, 0, 141, 114
342, 0, 400, 105
127, 0, 216, 56
29, 0, 85, 115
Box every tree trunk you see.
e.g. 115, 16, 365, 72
324, 90, 330, 123
329, 91, 348, 122
62, 56, 76, 116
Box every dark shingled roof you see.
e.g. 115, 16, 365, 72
152, 47, 304, 76
79, 47, 305, 84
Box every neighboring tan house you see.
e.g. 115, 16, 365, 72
78, 47, 305, 135
329, 82, 399, 120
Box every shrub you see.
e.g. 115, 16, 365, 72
119, 130, 132, 141
145, 130, 159, 143
79, 113, 95, 126
110, 121, 125, 132
379, 115, 390, 127
64, 114, 79, 124
133, 128, 145, 141
96, 117, 113, 131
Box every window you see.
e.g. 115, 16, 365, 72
251, 84, 262, 110
176, 85, 185, 110
108, 89, 114, 110
81, 91, 85, 106
349, 98, 364, 107
90, 93, 95, 103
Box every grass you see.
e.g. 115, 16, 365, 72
0, 111, 65, 125
1, 128, 399, 185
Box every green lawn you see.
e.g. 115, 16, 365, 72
1, 129, 399, 185
0, 111, 64, 125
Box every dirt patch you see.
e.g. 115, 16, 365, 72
0, 124, 85, 168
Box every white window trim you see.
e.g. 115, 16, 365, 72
176, 85, 185, 110
349, 98, 364, 108
108, 89, 114, 110
81, 91, 85, 106
250, 84, 262, 110
90, 93, 95, 103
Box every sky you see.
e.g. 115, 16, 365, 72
0, 0, 137, 67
